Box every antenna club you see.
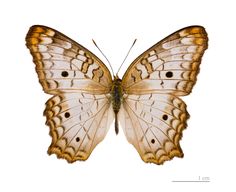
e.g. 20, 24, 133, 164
92, 39, 97, 46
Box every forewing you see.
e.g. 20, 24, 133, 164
122, 26, 208, 96
120, 93, 188, 165
45, 93, 113, 162
26, 25, 112, 94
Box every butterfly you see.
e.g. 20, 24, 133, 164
25, 25, 208, 165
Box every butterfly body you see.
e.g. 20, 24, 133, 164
110, 76, 123, 134
26, 25, 208, 164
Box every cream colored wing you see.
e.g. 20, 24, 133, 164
26, 25, 114, 162
120, 93, 188, 165
45, 93, 113, 162
122, 26, 208, 96
120, 26, 208, 164
26, 25, 112, 94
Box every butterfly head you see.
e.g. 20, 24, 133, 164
113, 74, 121, 81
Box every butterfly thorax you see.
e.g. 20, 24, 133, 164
111, 76, 123, 134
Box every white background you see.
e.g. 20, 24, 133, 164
0, 0, 235, 191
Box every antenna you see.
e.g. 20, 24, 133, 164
116, 39, 137, 76
92, 39, 115, 76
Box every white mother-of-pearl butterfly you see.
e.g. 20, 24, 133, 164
26, 25, 208, 165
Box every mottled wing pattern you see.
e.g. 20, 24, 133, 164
45, 93, 113, 162
121, 26, 208, 164
26, 25, 112, 94
26, 25, 114, 162
122, 26, 208, 96
120, 93, 188, 164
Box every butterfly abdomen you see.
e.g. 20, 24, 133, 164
111, 77, 123, 134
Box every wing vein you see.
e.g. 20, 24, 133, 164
124, 99, 172, 143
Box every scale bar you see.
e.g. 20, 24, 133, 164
172, 180, 210, 182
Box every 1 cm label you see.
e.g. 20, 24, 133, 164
199, 176, 210, 182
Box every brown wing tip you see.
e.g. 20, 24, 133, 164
47, 145, 89, 163
47, 127, 90, 163
141, 147, 184, 165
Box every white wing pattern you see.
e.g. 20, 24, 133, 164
120, 93, 188, 164
26, 25, 112, 94
120, 26, 208, 164
45, 93, 113, 162
26, 25, 114, 162
122, 26, 208, 96
26, 25, 208, 165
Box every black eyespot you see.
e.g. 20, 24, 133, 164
64, 112, 70, 118
61, 71, 69, 77
162, 114, 168, 120
151, 139, 155, 144
76, 137, 80, 142
165, 71, 173, 78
